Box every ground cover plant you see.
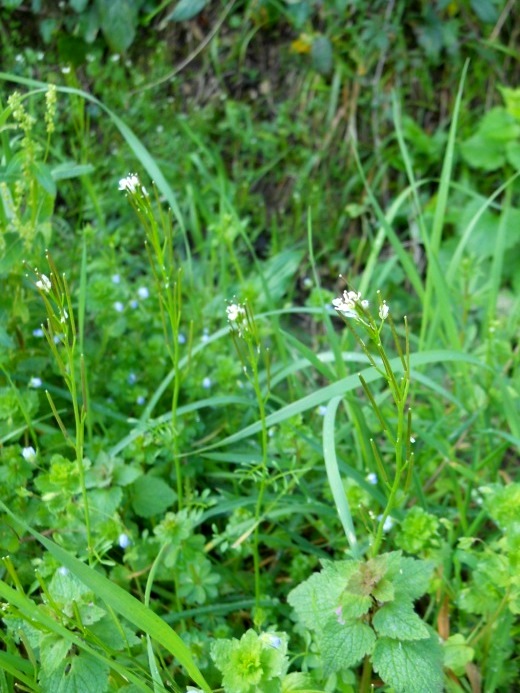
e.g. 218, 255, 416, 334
0, 1, 519, 691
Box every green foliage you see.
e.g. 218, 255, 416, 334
0, 3, 519, 691
211, 630, 288, 693
288, 553, 441, 689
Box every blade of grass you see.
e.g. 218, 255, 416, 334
323, 396, 360, 557
420, 61, 469, 349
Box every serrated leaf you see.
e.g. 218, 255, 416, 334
89, 616, 141, 651
288, 560, 359, 631
337, 591, 372, 620
166, 0, 207, 22
372, 601, 430, 641
131, 474, 176, 518
39, 651, 109, 693
40, 635, 71, 676
392, 557, 434, 602
372, 632, 443, 693
320, 617, 376, 673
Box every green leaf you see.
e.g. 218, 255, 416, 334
211, 630, 288, 692
39, 651, 110, 693
51, 162, 95, 181
166, 0, 208, 22
506, 140, 520, 170
391, 557, 434, 602
461, 107, 520, 171
311, 36, 333, 75
499, 85, 520, 121
0, 232, 23, 275
288, 560, 359, 631
372, 601, 430, 641
483, 483, 520, 530
131, 474, 176, 518
40, 635, 71, 676
89, 615, 141, 651
320, 618, 376, 672
460, 133, 506, 171
372, 632, 443, 693
470, 0, 498, 23
442, 634, 474, 676
395, 507, 439, 554
96, 0, 138, 52
70, 0, 89, 11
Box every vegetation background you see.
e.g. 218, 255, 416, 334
0, 1, 519, 692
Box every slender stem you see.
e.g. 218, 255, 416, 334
251, 343, 269, 614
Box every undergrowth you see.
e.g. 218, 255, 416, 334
0, 4, 519, 692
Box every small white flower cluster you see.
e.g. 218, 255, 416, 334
333, 287, 391, 323
118, 173, 147, 195
226, 303, 245, 322
332, 290, 369, 320
35, 273, 52, 294
226, 302, 248, 337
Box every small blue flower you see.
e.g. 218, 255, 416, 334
118, 533, 131, 549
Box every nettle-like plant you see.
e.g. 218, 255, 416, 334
284, 290, 443, 692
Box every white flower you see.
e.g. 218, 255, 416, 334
118, 173, 140, 193
114, 301, 124, 313
57, 566, 68, 576
379, 301, 390, 320
137, 286, 149, 299
202, 377, 212, 389
136, 395, 145, 405
226, 303, 245, 321
29, 377, 42, 388
22, 446, 36, 462
317, 405, 327, 416
128, 373, 137, 385
366, 472, 378, 485
61, 65, 71, 74
178, 333, 186, 344
332, 296, 358, 320
33, 328, 44, 337
36, 274, 52, 293
111, 274, 121, 284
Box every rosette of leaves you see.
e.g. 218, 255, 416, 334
211, 630, 289, 693
288, 552, 443, 693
